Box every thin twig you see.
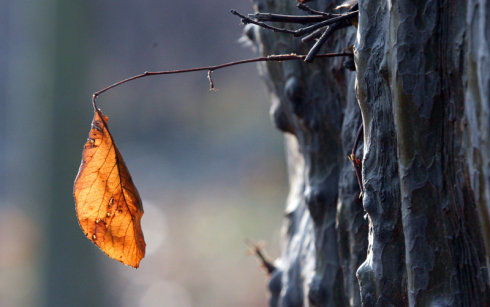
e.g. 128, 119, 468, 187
304, 18, 353, 62
231, 10, 298, 35
301, 26, 327, 43
207, 70, 215, 91
249, 13, 328, 24
294, 11, 358, 36
297, 3, 340, 17
305, 26, 335, 63
231, 9, 358, 38
92, 52, 353, 109
245, 240, 276, 274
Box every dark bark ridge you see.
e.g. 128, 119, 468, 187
355, 0, 489, 305
248, 0, 366, 306
245, 0, 490, 306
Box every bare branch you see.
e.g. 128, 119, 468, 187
297, 3, 339, 17
92, 52, 353, 109
249, 12, 328, 24
231, 9, 358, 38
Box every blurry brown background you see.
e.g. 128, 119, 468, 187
0, 1, 287, 306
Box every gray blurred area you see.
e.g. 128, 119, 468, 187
0, 1, 287, 306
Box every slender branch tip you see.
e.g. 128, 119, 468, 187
92, 93, 99, 110
92, 52, 353, 107
207, 70, 215, 91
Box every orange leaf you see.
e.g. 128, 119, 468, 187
74, 109, 145, 268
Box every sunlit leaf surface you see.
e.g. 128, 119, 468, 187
74, 109, 145, 268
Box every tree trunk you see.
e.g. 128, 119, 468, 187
246, 0, 490, 306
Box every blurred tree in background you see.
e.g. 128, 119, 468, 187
1, 1, 286, 306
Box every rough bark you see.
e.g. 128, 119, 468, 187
356, 0, 490, 305
248, 0, 366, 306
246, 0, 490, 306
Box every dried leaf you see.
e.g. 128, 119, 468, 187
74, 109, 145, 268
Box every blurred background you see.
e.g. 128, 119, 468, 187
0, 1, 288, 306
